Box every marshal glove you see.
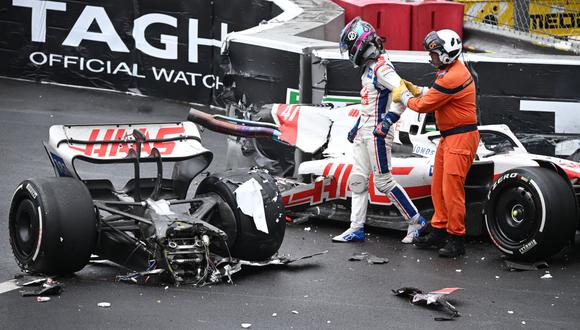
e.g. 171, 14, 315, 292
402, 79, 423, 97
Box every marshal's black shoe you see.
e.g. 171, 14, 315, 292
438, 234, 465, 258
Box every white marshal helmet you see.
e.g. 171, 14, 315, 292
423, 29, 462, 65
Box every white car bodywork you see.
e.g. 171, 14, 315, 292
43, 122, 210, 179
269, 104, 580, 234
271, 103, 580, 185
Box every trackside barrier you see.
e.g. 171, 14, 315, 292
410, 1, 464, 51
332, 0, 412, 50
332, 0, 464, 50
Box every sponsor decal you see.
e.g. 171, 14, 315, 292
529, 13, 580, 31
278, 104, 300, 122
461, 1, 580, 37
50, 152, 72, 177
366, 68, 373, 79
26, 183, 38, 199
347, 108, 360, 117
491, 172, 518, 190
275, 104, 301, 146
413, 145, 436, 157
518, 239, 537, 255
283, 163, 428, 207
29, 52, 223, 88
13, 0, 228, 88
347, 31, 357, 41
360, 86, 369, 105
283, 163, 344, 207
15, 0, 227, 63
68, 126, 184, 158
348, 173, 367, 193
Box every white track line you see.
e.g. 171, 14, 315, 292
0, 280, 19, 294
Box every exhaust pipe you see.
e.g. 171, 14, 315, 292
188, 108, 282, 140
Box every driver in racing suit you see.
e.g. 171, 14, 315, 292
332, 17, 427, 243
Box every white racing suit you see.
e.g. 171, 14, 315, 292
349, 54, 422, 230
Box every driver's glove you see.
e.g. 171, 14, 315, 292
373, 112, 400, 138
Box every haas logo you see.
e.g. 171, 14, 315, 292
69, 126, 184, 158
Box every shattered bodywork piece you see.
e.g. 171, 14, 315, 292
393, 287, 463, 320
504, 260, 549, 272
116, 251, 328, 286
348, 253, 389, 264
14, 275, 63, 297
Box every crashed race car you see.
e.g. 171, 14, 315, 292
188, 102, 580, 260
8, 121, 290, 285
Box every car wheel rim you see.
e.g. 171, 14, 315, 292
493, 185, 539, 246
13, 200, 39, 259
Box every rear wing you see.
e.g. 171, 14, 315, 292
45, 122, 212, 178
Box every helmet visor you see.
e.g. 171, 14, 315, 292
339, 17, 362, 54
423, 31, 444, 52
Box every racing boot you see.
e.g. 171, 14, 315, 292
332, 227, 365, 243
402, 216, 427, 244
412, 226, 447, 249
438, 234, 465, 258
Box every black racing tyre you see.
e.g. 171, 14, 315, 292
485, 167, 577, 260
195, 169, 286, 261
9, 178, 97, 275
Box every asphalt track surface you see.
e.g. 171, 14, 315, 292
0, 77, 579, 329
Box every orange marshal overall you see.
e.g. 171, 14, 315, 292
407, 60, 479, 235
